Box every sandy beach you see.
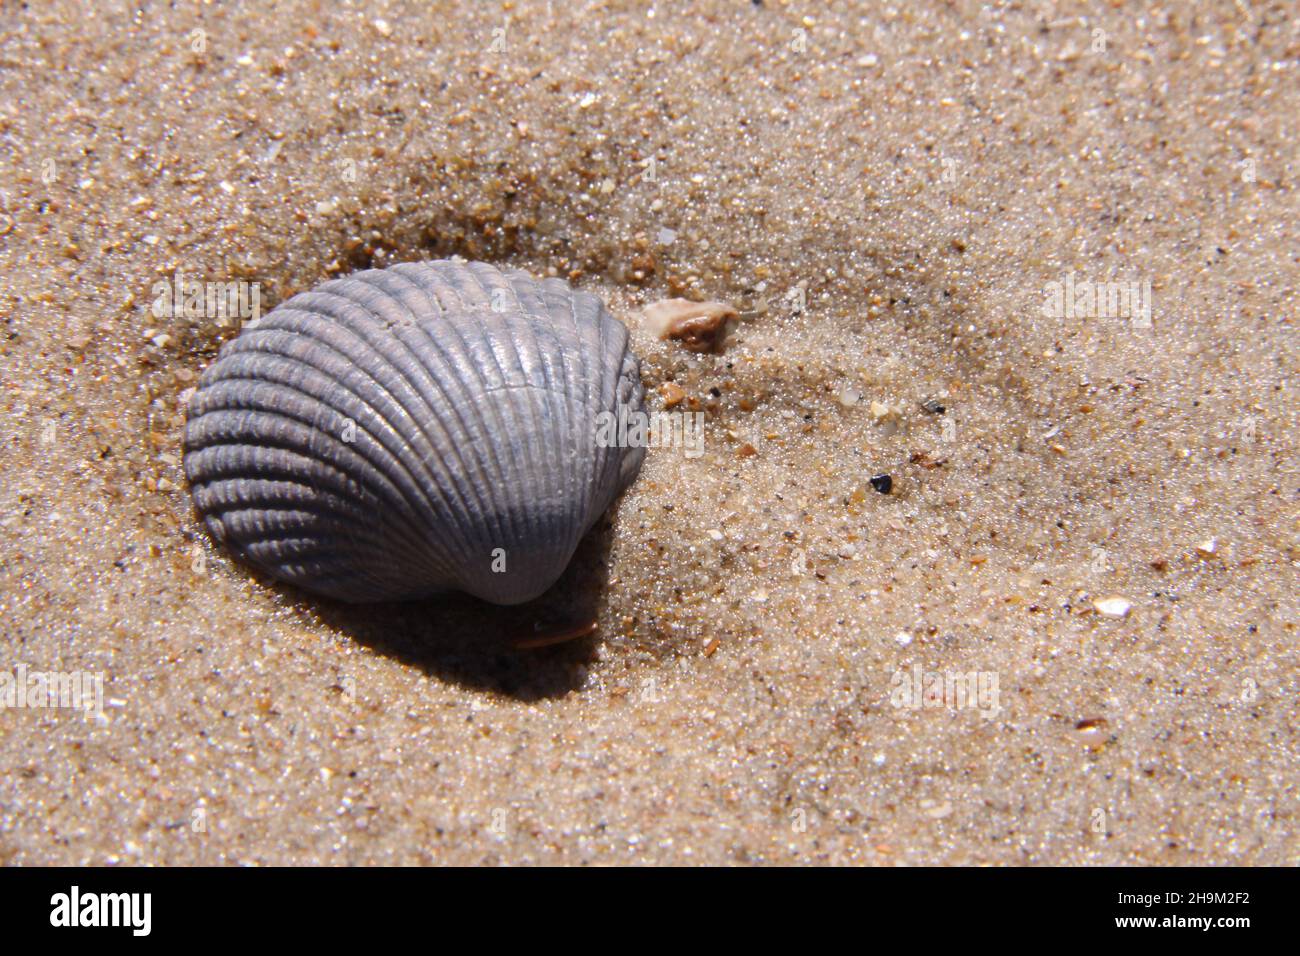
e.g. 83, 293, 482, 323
0, 0, 1296, 864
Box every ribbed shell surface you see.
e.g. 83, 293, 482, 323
183, 260, 646, 604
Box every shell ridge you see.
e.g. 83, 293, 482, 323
192, 344, 467, 578
593, 319, 632, 522
447, 311, 545, 585
186, 361, 421, 590
195, 479, 416, 599
186, 444, 446, 598
368, 267, 524, 579
268, 295, 494, 574
373, 264, 558, 599
523, 279, 588, 565
192, 335, 477, 593
429, 263, 587, 598
186, 399, 448, 580
304, 276, 420, 330
410, 260, 564, 582
207, 500, 410, 581
503, 270, 572, 563
460, 264, 555, 563
561, 286, 601, 556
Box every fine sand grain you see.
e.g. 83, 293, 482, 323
0, 1, 1296, 864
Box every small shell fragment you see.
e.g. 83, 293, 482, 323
642, 298, 736, 353
869, 401, 897, 422
1094, 597, 1132, 617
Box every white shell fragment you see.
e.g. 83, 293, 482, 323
1094, 597, 1132, 618
641, 298, 736, 352
184, 259, 646, 604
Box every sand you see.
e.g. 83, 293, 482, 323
0, 0, 1296, 864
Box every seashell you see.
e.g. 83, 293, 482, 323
183, 259, 646, 605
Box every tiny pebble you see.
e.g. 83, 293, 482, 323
659, 382, 686, 407
921, 799, 953, 819
1094, 597, 1131, 617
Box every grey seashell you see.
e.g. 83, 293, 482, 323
183, 259, 645, 605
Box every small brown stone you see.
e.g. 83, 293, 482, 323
909, 450, 944, 469
659, 382, 686, 408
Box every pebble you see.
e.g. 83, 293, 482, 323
1094, 597, 1132, 617
659, 382, 686, 408
1074, 718, 1110, 748
920, 799, 953, 819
